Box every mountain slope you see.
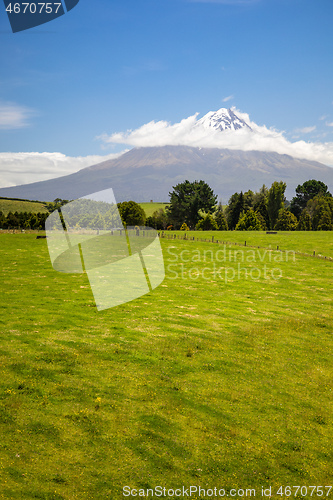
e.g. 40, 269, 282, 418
0, 146, 333, 202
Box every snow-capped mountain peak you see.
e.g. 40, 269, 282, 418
197, 108, 252, 132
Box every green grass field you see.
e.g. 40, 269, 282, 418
139, 202, 169, 217
163, 230, 333, 259
0, 198, 48, 215
0, 232, 332, 499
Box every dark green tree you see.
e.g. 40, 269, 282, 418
253, 185, 269, 229
167, 180, 217, 229
256, 211, 268, 231
235, 209, 262, 231
196, 213, 219, 230
267, 181, 286, 230
0, 210, 6, 228
309, 196, 332, 230
225, 193, 239, 230
244, 190, 255, 211
5, 211, 19, 229
290, 180, 331, 218
317, 211, 333, 231
297, 209, 312, 231
214, 202, 228, 230
253, 184, 269, 204
225, 191, 245, 230
274, 209, 298, 231
29, 214, 41, 230
117, 201, 146, 226
16, 211, 26, 227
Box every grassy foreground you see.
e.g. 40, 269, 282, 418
0, 232, 332, 499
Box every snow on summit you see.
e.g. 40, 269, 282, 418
99, 107, 333, 166
196, 108, 252, 132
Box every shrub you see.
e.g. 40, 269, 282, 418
235, 209, 262, 231
274, 209, 298, 231
196, 214, 218, 231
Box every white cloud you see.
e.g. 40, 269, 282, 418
99, 108, 333, 166
326, 122, 333, 127
0, 101, 35, 129
222, 95, 234, 102
293, 126, 316, 134
0, 151, 127, 188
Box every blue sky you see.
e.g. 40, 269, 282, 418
1, 0, 333, 184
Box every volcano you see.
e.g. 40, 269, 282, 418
1, 145, 333, 203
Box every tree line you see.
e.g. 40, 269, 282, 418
0, 211, 48, 230
0, 199, 69, 230
1, 180, 332, 231
147, 179, 333, 231
0, 199, 147, 231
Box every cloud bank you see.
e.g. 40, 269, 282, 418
99, 108, 333, 167
0, 151, 127, 188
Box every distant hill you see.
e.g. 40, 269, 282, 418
0, 197, 48, 215
1, 146, 333, 203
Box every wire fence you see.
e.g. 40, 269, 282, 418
158, 231, 333, 262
